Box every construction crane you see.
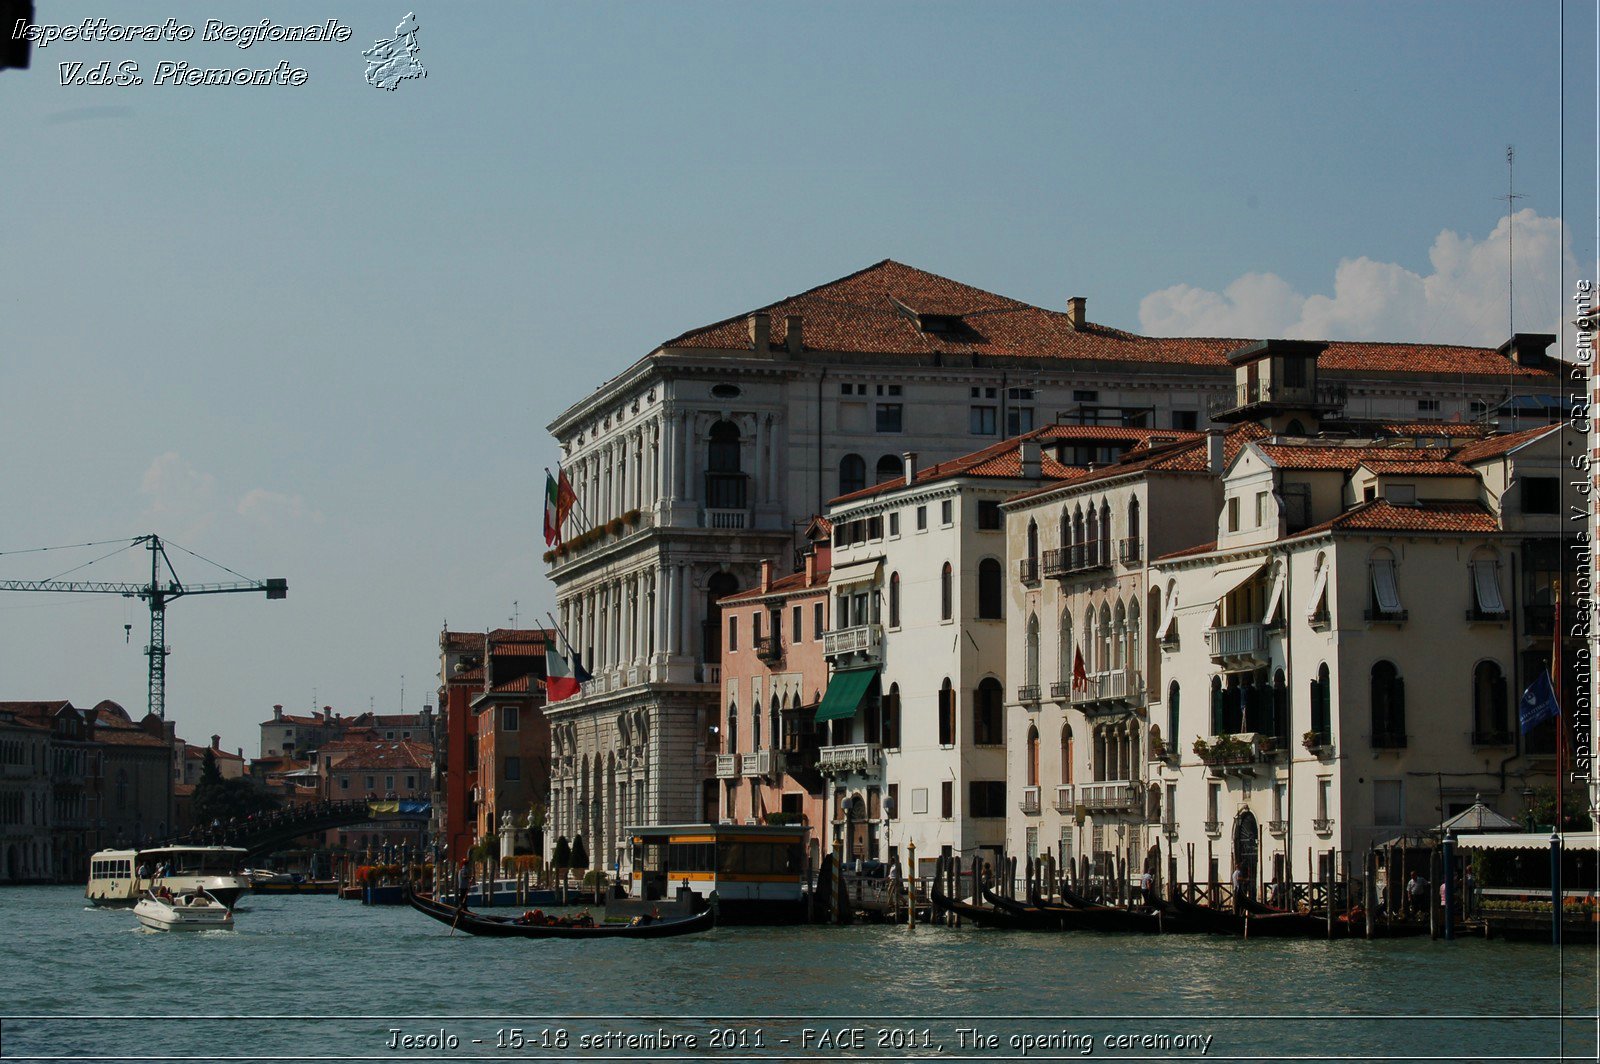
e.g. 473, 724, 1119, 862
0, 533, 286, 719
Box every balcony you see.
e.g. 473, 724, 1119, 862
1363, 608, 1408, 624
1016, 684, 1041, 704
714, 754, 739, 779
1203, 819, 1221, 836
740, 750, 771, 777
1471, 729, 1514, 747
1080, 780, 1138, 812
1194, 733, 1272, 775
1048, 680, 1071, 702
824, 624, 882, 663
754, 635, 783, 663
1205, 622, 1269, 670
1054, 785, 1076, 813
1069, 668, 1144, 712
1019, 558, 1040, 586
1371, 732, 1408, 750
1118, 537, 1143, 566
704, 509, 748, 529
1042, 545, 1110, 579
1268, 819, 1286, 835
1162, 819, 1179, 838
1312, 817, 1333, 834
1465, 607, 1510, 624
818, 743, 882, 776
1207, 378, 1347, 421
1020, 786, 1041, 815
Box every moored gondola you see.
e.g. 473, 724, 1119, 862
407, 890, 714, 939
985, 886, 1169, 934
928, 862, 1059, 930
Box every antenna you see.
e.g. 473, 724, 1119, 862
400, 674, 406, 712
512, 599, 519, 628
1502, 145, 1522, 427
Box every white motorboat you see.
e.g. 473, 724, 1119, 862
133, 889, 235, 932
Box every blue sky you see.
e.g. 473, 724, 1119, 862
1, 0, 1593, 754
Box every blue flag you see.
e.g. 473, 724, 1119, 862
1518, 670, 1560, 733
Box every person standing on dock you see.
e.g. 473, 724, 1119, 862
1231, 865, 1246, 913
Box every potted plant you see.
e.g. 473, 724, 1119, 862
1303, 729, 1332, 755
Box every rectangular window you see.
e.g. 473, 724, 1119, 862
1207, 783, 1220, 823
976, 499, 1001, 530
1172, 410, 1198, 431
1521, 477, 1560, 514
1273, 782, 1286, 822
365, 776, 375, 791
1006, 406, 1035, 435
728, 615, 738, 652
1317, 778, 1331, 820
889, 512, 900, 536
938, 692, 955, 747
505, 756, 521, 782
1227, 497, 1240, 532
1282, 357, 1307, 388
813, 602, 824, 639
1370, 558, 1403, 613
792, 605, 803, 640
916, 505, 927, 531
1073, 389, 1099, 403
1373, 779, 1402, 825
1009, 387, 1035, 400
1417, 398, 1440, 414
941, 500, 953, 526
968, 781, 1006, 818
1254, 491, 1267, 526
912, 787, 929, 815
500, 706, 518, 731
876, 404, 903, 433
940, 781, 953, 819
970, 386, 997, 399
969, 405, 997, 435
887, 783, 899, 820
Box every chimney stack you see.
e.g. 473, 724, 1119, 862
760, 559, 772, 592
211, 734, 220, 751
273, 704, 282, 721
1019, 440, 1042, 480
1067, 296, 1087, 329
804, 549, 816, 586
1206, 429, 1226, 476
784, 314, 803, 353
902, 452, 917, 486
748, 312, 771, 352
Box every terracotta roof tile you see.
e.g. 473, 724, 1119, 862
1259, 444, 1446, 472
1292, 499, 1500, 537
661, 260, 1554, 380
1358, 460, 1477, 476
1450, 424, 1563, 464
720, 563, 834, 604
324, 739, 434, 771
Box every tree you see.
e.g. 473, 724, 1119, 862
570, 834, 589, 873
553, 835, 570, 882
192, 747, 278, 827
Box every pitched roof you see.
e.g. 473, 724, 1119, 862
440, 630, 486, 652
720, 563, 834, 604
660, 259, 1553, 379
324, 739, 433, 771
98, 727, 168, 748
1357, 460, 1477, 476
1292, 499, 1500, 537
1449, 423, 1562, 464
1258, 444, 1445, 472
1008, 423, 1267, 506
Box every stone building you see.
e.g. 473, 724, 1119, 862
545, 259, 1562, 874
0, 707, 51, 883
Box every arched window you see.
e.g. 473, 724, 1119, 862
839, 453, 866, 495
938, 678, 955, 746
940, 562, 953, 621
1112, 600, 1127, 671
1060, 724, 1074, 785
888, 572, 901, 628
1027, 520, 1039, 568
876, 454, 903, 484
1097, 603, 1112, 674
1059, 505, 1071, 549
1371, 661, 1406, 747
1147, 783, 1162, 823
1086, 506, 1099, 564
707, 421, 746, 510
1272, 669, 1289, 743
1210, 676, 1225, 735
978, 558, 1003, 619
770, 693, 781, 755
726, 701, 738, 753
705, 571, 739, 663
751, 695, 761, 750
1024, 615, 1040, 688
1472, 661, 1509, 743
975, 677, 1003, 744
1073, 506, 1086, 566
1128, 599, 1142, 677
1127, 497, 1142, 562
1099, 499, 1112, 564
1148, 724, 1163, 762
1167, 681, 1180, 748
1027, 725, 1040, 787
883, 682, 901, 749
1058, 608, 1074, 684
1310, 663, 1331, 741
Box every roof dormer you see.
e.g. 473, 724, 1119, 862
1209, 339, 1343, 432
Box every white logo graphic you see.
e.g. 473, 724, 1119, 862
363, 12, 424, 90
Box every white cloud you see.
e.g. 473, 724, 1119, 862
1139, 209, 1576, 348
139, 451, 218, 541
236, 488, 323, 526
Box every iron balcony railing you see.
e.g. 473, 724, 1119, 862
1018, 558, 1040, 585
1020, 786, 1041, 815
754, 635, 783, 662
1069, 668, 1144, 707
1054, 785, 1075, 813
1118, 537, 1142, 565
1371, 732, 1408, 749
1042, 545, 1111, 579
1016, 684, 1041, 704
1471, 729, 1514, 746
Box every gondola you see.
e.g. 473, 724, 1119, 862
406, 890, 714, 939
984, 886, 1168, 934
928, 869, 1058, 931
1166, 894, 1248, 936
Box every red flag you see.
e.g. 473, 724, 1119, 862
556, 468, 576, 529
1072, 648, 1088, 691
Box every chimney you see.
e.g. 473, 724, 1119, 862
1206, 429, 1226, 476
211, 734, 220, 751
237, 747, 243, 759
784, 314, 803, 353
1019, 440, 1042, 480
747, 312, 771, 352
760, 559, 772, 592
1067, 296, 1087, 329
804, 550, 816, 586
273, 704, 282, 721
902, 452, 917, 486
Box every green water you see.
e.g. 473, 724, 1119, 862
0, 887, 1593, 1062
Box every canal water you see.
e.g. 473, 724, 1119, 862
1, 887, 1594, 1063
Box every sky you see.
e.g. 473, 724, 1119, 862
1, 0, 1595, 756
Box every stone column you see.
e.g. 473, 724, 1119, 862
681, 412, 695, 502
658, 414, 674, 505
752, 416, 764, 508
766, 413, 780, 505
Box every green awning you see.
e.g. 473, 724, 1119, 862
814, 667, 879, 723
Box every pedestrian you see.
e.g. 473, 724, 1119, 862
1463, 867, 1477, 917
1406, 872, 1428, 919
1231, 864, 1246, 913
456, 857, 470, 902
1139, 868, 1155, 908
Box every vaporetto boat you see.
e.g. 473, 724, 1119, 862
86, 845, 251, 909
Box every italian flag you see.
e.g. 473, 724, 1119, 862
546, 646, 582, 703
543, 472, 560, 546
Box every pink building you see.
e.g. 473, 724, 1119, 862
716, 523, 832, 867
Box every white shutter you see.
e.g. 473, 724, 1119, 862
1306, 562, 1330, 620
1371, 559, 1402, 613
1157, 584, 1179, 640
1263, 569, 1286, 624
1472, 561, 1506, 615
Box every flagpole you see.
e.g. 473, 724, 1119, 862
548, 464, 594, 538
1553, 578, 1564, 832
